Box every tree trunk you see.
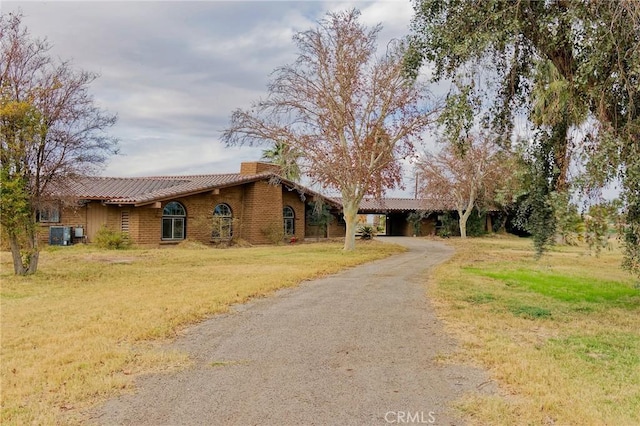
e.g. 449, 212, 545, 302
458, 209, 472, 239
342, 200, 359, 251
458, 189, 476, 239
498, 215, 508, 234
8, 231, 39, 275
9, 237, 26, 275
27, 249, 39, 274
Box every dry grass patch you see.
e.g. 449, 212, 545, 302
0, 240, 404, 425
429, 235, 640, 425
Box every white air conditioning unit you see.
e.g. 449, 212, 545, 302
49, 226, 72, 246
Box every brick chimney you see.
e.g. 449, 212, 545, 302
240, 161, 282, 175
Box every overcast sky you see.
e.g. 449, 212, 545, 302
4, 0, 440, 196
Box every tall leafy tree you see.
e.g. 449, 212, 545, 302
406, 0, 639, 273
0, 13, 118, 275
224, 9, 440, 251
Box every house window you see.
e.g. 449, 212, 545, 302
162, 201, 186, 240
212, 203, 233, 240
283, 206, 295, 236
37, 205, 60, 223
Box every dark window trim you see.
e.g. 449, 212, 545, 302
283, 205, 295, 236
37, 205, 61, 223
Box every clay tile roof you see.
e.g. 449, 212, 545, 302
64, 172, 271, 205
65, 172, 331, 207
67, 176, 189, 201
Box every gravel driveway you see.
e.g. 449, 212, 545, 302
91, 237, 494, 425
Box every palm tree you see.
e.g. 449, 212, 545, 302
261, 140, 302, 181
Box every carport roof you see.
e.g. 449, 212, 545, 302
331, 198, 456, 213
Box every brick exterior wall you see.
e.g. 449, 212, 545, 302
47, 195, 463, 246
133, 205, 162, 246
240, 162, 281, 175
78, 180, 311, 246
327, 216, 346, 239
37, 204, 86, 245
42, 173, 347, 247
240, 180, 284, 244
131, 188, 244, 246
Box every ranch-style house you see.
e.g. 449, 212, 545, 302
39, 162, 494, 246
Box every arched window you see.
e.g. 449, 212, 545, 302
283, 206, 295, 236
212, 203, 233, 240
162, 201, 186, 240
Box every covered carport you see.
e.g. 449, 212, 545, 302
356, 198, 440, 237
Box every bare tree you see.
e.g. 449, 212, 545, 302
223, 9, 440, 251
1, 13, 118, 275
416, 134, 510, 238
